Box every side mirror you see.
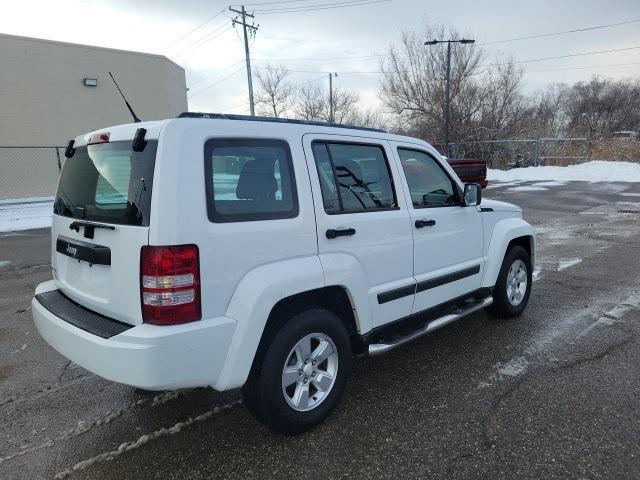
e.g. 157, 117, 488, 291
463, 183, 481, 206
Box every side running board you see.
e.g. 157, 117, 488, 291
368, 296, 493, 356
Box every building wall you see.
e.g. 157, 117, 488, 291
0, 33, 187, 200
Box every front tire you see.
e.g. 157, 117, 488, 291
242, 308, 351, 434
486, 245, 532, 318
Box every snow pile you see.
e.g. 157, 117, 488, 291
0, 197, 53, 232
488, 160, 640, 183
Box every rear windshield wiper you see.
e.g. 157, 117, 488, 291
69, 221, 116, 239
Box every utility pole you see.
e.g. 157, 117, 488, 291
328, 72, 337, 123
444, 41, 451, 153
424, 38, 475, 157
230, 5, 258, 116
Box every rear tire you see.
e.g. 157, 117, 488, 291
242, 307, 351, 435
486, 245, 532, 318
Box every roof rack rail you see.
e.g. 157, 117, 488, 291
176, 112, 386, 133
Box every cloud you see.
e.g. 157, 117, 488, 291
1, 0, 638, 115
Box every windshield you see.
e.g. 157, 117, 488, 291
54, 140, 157, 226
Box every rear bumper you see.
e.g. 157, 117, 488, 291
32, 281, 236, 390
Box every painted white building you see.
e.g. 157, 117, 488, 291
0, 33, 187, 199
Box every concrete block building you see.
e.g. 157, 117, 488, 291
0, 33, 188, 199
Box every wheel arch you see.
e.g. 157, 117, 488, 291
482, 218, 536, 289
213, 253, 363, 390
255, 286, 362, 364
507, 235, 533, 261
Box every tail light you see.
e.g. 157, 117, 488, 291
140, 245, 201, 325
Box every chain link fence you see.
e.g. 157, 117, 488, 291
449, 138, 640, 169
0, 146, 63, 231
0, 146, 63, 200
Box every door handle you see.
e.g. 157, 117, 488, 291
326, 228, 356, 239
415, 219, 436, 228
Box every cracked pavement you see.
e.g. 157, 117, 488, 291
1, 180, 640, 479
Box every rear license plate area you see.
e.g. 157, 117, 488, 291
56, 236, 111, 265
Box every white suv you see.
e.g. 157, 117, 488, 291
32, 114, 535, 434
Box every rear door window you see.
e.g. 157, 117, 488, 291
311, 142, 397, 214
54, 141, 157, 226
204, 138, 298, 222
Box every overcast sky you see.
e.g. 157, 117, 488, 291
1, 0, 639, 115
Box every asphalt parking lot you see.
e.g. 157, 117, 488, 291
1, 180, 640, 480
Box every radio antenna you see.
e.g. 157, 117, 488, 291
108, 72, 141, 123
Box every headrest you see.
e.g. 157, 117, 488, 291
236, 159, 278, 200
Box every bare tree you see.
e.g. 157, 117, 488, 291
380, 24, 531, 144
330, 88, 360, 124
562, 76, 640, 137
294, 84, 361, 124
474, 60, 527, 140
344, 108, 389, 130
529, 83, 569, 137
295, 84, 325, 121
255, 64, 296, 118
380, 25, 484, 142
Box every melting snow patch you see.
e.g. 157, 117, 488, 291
0, 198, 53, 232
558, 258, 582, 271
606, 304, 633, 320
0, 388, 197, 465
480, 287, 640, 389
0, 260, 11, 269
578, 316, 617, 337
615, 201, 640, 209
497, 356, 529, 377
620, 192, 640, 197
532, 267, 542, 282
53, 400, 242, 479
532, 181, 567, 187
485, 181, 525, 189
578, 293, 640, 337
506, 186, 549, 192
488, 160, 640, 183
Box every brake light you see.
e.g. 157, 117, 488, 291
87, 133, 110, 145
140, 245, 201, 325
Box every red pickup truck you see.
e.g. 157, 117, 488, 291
431, 144, 488, 188
447, 158, 488, 188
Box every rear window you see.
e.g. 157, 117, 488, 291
204, 138, 298, 222
54, 140, 157, 226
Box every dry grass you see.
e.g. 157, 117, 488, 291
542, 140, 640, 167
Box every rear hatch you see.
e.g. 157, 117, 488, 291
51, 132, 157, 325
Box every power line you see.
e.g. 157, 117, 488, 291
189, 60, 640, 104
188, 66, 246, 98
254, 53, 381, 61
299, 73, 330, 86
238, 0, 313, 6
172, 23, 234, 58
525, 61, 640, 74
189, 60, 246, 88
160, 9, 226, 51
256, 55, 640, 76
251, 16, 640, 63
484, 45, 640, 66
482, 18, 640, 46
256, 0, 389, 14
